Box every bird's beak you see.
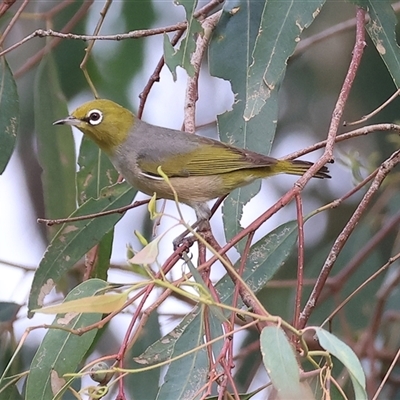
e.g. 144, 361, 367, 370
53, 116, 81, 126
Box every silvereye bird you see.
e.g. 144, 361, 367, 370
54, 99, 330, 225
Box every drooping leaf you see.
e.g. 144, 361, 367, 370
92, 229, 114, 281
260, 326, 303, 399
210, 1, 265, 242
77, 135, 120, 281
0, 56, 19, 175
316, 328, 367, 400
77, 136, 119, 205
35, 54, 76, 238
245, 0, 325, 120
125, 310, 161, 400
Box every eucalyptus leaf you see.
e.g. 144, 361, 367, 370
0, 56, 18, 175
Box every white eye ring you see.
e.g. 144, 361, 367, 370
87, 109, 103, 126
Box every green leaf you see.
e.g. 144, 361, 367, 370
0, 377, 22, 400
209, 0, 325, 244
76, 136, 119, 280
0, 56, 19, 175
155, 308, 209, 400
364, 0, 400, 87
260, 326, 303, 398
25, 279, 107, 400
93, 229, 114, 281
245, 0, 326, 120
28, 183, 136, 315
163, 0, 203, 80
35, 54, 77, 238
125, 311, 161, 400
77, 136, 119, 205
210, 1, 266, 241
183, 253, 227, 324
315, 328, 367, 400
134, 309, 199, 365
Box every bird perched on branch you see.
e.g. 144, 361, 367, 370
54, 99, 330, 228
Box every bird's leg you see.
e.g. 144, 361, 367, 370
172, 203, 211, 251
173, 222, 199, 251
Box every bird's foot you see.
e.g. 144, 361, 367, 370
172, 219, 210, 252
173, 234, 196, 252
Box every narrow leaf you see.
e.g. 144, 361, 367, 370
35, 54, 76, 237
364, 1, 400, 87
134, 309, 199, 365
260, 326, 302, 398
34, 292, 128, 315
155, 309, 208, 400
0, 56, 19, 174
25, 279, 107, 400
316, 328, 367, 400
210, 0, 325, 244
125, 311, 161, 400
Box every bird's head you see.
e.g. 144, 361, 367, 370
54, 99, 134, 154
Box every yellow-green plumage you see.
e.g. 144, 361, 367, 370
54, 99, 330, 222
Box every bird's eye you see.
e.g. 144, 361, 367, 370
87, 109, 103, 126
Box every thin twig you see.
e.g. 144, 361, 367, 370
293, 2, 400, 57
80, 0, 113, 98
282, 123, 400, 161
137, 29, 185, 119
298, 7, 367, 329
345, 89, 400, 126
299, 148, 400, 328
184, 11, 221, 133
14, 0, 94, 78
37, 199, 149, 226
0, 0, 29, 47
327, 211, 400, 295
293, 194, 304, 331
0, 24, 187, 59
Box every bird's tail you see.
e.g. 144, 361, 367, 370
282, 159, 331, 179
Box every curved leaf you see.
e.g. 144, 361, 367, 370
316, 328, 367, 400
0, 56, 19, 175
35, 54, 76, 237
